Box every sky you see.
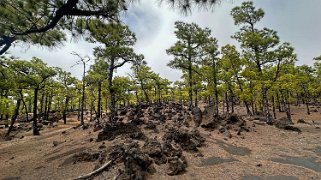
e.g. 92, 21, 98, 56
7, 0, 321, 82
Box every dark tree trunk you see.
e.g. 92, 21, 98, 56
213, 59, 219, 116
63, 97, 69, 124
280, 89, 292, 122
188, 59, 193, 108
44, 93, 48, 120
46, 95, 52, 121
77, 97, 81, 121
39, 91, 44, 119
306, 102, 310, 115
108, 59, 116, 122
97, 82, 102, 122
179, 88, 182, 104
140, 80, 150, 103
194, 89, 198, 107
286, 90, 292, 121
157, 84, 161, 105
225, 91, 229, 113
272, 95, 276, 119
90, 101, 93, 122
262, 85, 273, 124
32, 88, 40, 135
20, 93, 29, 122
135, 91, 139, 104
236, 77, 252, 115
80, 79, 85, 125
228, 84, 234, 113
276, 91, 283, 112
303, 88, 310, 115
6, 96, 21, 137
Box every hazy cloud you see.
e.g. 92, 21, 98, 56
7, 0, 321, 82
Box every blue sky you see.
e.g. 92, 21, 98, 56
8, 0, 321, 81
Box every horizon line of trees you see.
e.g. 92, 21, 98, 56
1, 2, 321, 136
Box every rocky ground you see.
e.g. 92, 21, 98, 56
0, 103, 321, 180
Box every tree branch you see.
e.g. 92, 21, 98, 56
12, 0, 79, 35
114, 57, 135, 69
0, 36, 15, 55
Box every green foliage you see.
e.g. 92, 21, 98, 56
167, 21, 211, 70
231, 1, 264, 26
113, 76, 132, 103
0, 0, 129, 54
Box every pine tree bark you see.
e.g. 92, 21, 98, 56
32, 88, 40, 135
6, 96, 21, 137
97, 82, 102, 123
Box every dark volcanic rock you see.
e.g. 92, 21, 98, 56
109, 142, 153, 180
275, 117, 301, 133
163, 127, 205, 152
191, 107, 202, 127
96, 122, 145, 142
201, 113, 248, 137
142, 139, 167, 165
167, 156, 187, 175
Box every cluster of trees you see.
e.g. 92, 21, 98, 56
166, 2, 321, 124
1, 1, 321, 136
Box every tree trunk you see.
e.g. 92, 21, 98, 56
228, 84, 234, 113
262, 85, 273, 124
194, 89, 198, 107
280, 89, 292, 122
303, 88, 310, 115
63, 96, 69, 124
46, 95, 52, 121
272, 95, 276, 119
276, 91, 282, 112
39, 91, 45, 120
6, 96, 21, 137
179, 88, 182, 104
32, 88, 40, 135
80, 81, 85, 125
108, 59, 116, 122
140, 80, 150, 103
97, 82, 102, 123
157, 84, 161, 105
213, 59, 219, 116
225, 91, 229, 113
20, 92, 29, 122
236, 77, 252, 115
135, 91, 139, 104
188, 59, 193, 108
90, 100, 93, 122
44, 93, 48, 121
306, 101, 310, 115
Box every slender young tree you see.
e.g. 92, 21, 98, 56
203, 37, 220, 115
85, 58, 108, 123
86, 21, 143, 121
220, 44, 252, 115
57, 69, 77, 124
167, 21, 210, 108
71, 52, 90, 126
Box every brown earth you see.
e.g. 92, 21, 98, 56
0, 105, 321, 180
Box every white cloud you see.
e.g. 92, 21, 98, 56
7, 0, 321, 81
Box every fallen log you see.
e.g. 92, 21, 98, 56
74, 158, 115, 180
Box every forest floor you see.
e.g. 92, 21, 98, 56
0, 105, 321, 180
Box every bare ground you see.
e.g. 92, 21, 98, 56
0, 105, 321, 180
